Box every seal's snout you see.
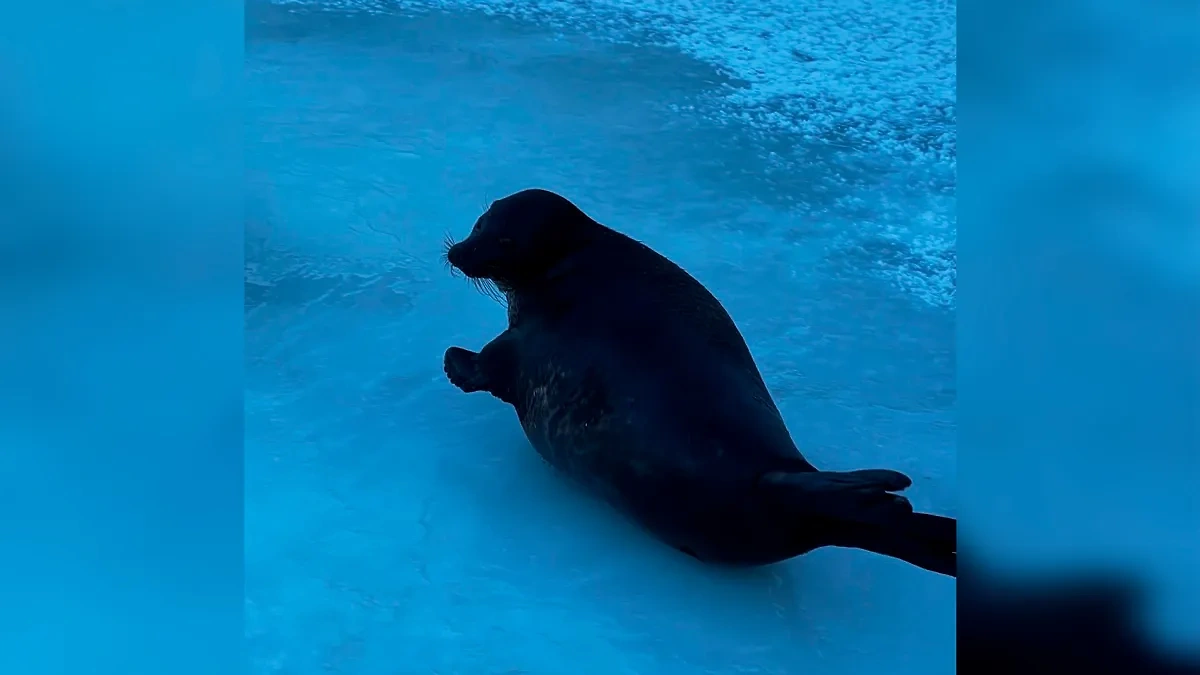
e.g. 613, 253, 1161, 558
445, 238, 491, 279
445, 241, 466, 270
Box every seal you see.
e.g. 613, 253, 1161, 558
442, 188, 956, 577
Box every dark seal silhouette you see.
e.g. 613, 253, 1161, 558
442, 188, 956, 577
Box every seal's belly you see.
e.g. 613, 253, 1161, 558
516, 366, 631, 490
514, 365, 791, 563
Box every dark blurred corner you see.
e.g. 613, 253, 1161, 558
960, 558, 1200, 674
960, 0, 1198, 672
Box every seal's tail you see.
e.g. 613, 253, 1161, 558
759, 469, 957, 577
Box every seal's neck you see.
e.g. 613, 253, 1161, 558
543, 254, 581, 283
499, 222, 621, 294
534, 222, 618, 284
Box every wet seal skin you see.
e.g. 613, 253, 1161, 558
442, 188, 955, 576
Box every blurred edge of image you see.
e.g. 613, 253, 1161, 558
0, 0, 1195, 673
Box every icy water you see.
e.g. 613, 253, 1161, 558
244, 1, 956, 673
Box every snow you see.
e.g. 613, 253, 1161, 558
245, 1, 956, 672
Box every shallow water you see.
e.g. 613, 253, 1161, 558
245, 1, 956, 672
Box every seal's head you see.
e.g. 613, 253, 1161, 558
445, 188, 601, 290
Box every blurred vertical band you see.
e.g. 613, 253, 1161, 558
960, 0, 1199, 671
0, 1, 244, 674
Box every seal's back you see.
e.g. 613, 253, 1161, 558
514, 226, 815, 478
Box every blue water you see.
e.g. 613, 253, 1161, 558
245, 1, 956, 673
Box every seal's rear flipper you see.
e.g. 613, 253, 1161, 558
759, 469, 914, 523
760, 469, 957, 577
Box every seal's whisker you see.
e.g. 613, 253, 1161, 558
441, 231, 458, 272
463, 275, 505, 306
481, 279, 506, 306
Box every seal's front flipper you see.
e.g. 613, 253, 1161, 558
444, 346, 487, 393
761, 469, 957, 577
443, 331, 520, 404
